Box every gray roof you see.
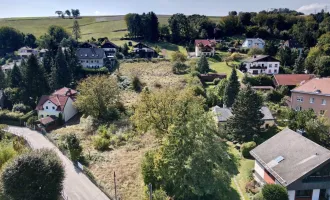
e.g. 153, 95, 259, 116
250, 128, 330, 188
243, 55, 280, 63
212, 106, 274, 122
76, 48, 105, 59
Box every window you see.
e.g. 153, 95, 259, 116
295, 190, 313, 198
275, 64, 278, 67
86, 60, 89, 63
274, 69, 277, 73
310, 97, 315, 104
320, 110, 325, 115
322, 99, 326, 105
91, 60, 93, 63
52, 106, 55, 110
269, 64, 272, 68
46, 106, 48, 109
297, 96, 303, 102
296, 106, 302, 111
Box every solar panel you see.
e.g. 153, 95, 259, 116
274, 156, 285, 163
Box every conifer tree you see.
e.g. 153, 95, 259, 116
0, 68, 6, 89
196, 55, 210, 73
9, 63, 22, 88
226, 85, 264, 142
223, 68, 240, 107
72, 20, 81, 40
50, 47, 71, 90
293, 56, 305, 74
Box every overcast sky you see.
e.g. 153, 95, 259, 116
0, 0, 329, 18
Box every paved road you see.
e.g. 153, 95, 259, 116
7, 126, 110, 200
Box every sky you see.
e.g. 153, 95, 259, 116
0, 0, 330, 18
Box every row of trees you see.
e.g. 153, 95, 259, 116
55, 9, 80, 18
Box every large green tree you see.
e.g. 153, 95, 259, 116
226, 85, 264, 142
9, 63, 22, 88
196, 55, 210, 73
49, 47, 71, 90
2, 149, 65, 200
0, 69, 6, 89
292, 56, 305, 74
315, 56, 330, 77
223, 68, 240, 107
72, 20, 81, 40
0, 27, 24, 55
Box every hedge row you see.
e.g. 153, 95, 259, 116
0, 110, 37, 126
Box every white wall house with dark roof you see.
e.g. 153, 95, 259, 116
243, 55, 280, 75
242, 38, 265, 49
76, 48, 105, 69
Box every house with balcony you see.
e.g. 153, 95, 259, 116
17, 47, 38, 58
242, 55, 280, 75
291, 78, 330, 119
251, 128, 330, 200
101, 40, 118, 59
195, 39, 216, 57
76, 47, 105, 69
242, 38, 265, 49
133, 42, 157, 58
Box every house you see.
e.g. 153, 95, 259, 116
243, 55, 280, 75
0, 90, 4, 109
80, 42, 98, 48
212, 106, 275, 128
282, 39, 304, 55
242, 38, 265, 49
291, 78, 330, 119
17, 47, 38, 58
1, 61, 21, 73
250, 128, 330, 200
274, 74, 315, 89
133, 43, 157, 58
36, 87, 78, 122
76, 48, 105, 69
101, 40, 118, 58
38, 49, 48, 58
195, 39, 216, 57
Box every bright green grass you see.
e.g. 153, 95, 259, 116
210, 61, 244, 80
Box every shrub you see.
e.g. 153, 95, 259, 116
266, 90, 284, 103
2, 149, 65, 200
171, 51, 187, 63
27, 116, 38, 126
248, 48, 264, 56
0, 145, 17, 169
131, 75, 143, 92
213, 78, 221, 85
172, 62, 189, 74
230, 53, 244, 61
253, 192, 264, 200
262, 184, 288, 200
117, 76, 131, 90
241, 141, 257, 158
242, 74, 273, 86
20, 110, 36, 123
92, 136, 110, 151
12, 104, 31, 114
65, 133, 82, 162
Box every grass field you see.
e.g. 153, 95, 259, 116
210, 61, 244, 80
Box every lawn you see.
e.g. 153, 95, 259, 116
210, 61, 244, 80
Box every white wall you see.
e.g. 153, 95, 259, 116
80, 58, 104, 68
103, 48, 116, 52
288, 190, 295, 200
134, 47, 154, 52
242, 39, 265, 49
195, 47, 215, 57
245, 61, 280, 75
312, 189, 320, 200
63, 98, 78, 122
255, 160, 264, 179
38, 101, 60, 118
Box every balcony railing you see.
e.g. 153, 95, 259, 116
250, 65, 267, 69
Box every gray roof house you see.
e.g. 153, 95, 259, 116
250, 128, 330, 200
76, 48, 106, 69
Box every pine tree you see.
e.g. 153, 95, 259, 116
223, 68, 240, 107
72, 20, 81, 40
196, 55, 210, 73
0, 68, 6, 89
9, 63, 22, 88
293, 56, 305, 74
50, 48, 71, 90
42, 51, 53, 73
226, 85, 264, 142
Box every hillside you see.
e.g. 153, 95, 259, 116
0, 15, 222, 46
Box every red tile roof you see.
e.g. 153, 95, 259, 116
38, 116, 56, 125
195, 39, 216, 47
36, 95, 69, 111
274, 74, 315, 86
52, 87, 77, 97
292, 78, 330, 95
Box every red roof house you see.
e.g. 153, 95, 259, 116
195, 39, 216, 57
273, 74, 315, 87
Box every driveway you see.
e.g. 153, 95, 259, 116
6, 126, 110, 200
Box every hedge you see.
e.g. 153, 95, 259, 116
0, 110, 37, 126
241, 141, 257, 158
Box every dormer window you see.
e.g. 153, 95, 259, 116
85, 54, 88, 57
46, 106, 48, 109
52, 106, 55, 110
92, 54, 94, 57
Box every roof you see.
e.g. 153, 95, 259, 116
76, 48, 105, 59
101, 40, 118, 49
274, 74, 315, 86
52, 87, 77, 97
250, 128, 330, 188
195, 39, 216, 47
36, 95, 69, 111
19, 46, 33, 50
291, 78, 330, 95
244, 38, 265, 44
284, 39, 303, 49
244, 55, 280, 63
251, 86, 274, 90
212, 106, 274, 122
133, 42, 154, 50
38, 116, 57, 125
80, 42, 98, 48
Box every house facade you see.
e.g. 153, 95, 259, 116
251, 128, 330, 200
101, 40, 118, 58
291, 78, 330, 119
243, 55, 280, 75
242, 38, 265, 49
133, 43, 157, 58
195, 39, 216, 57
76, 48, 105, 69
36, 87, 78, 122
18, 47, 38, 58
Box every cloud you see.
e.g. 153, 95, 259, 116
297, 3, 329, 14
94, 11, 101, 15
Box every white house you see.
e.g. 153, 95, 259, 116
36, 87, 78, 122
76, 47, 105, 69
17, 47, 38, 58
133, 43, 156, 53
242, 38, 265, 49
101, 40, 118, 58
195, 39, 216, 57
243, 55, 280, 75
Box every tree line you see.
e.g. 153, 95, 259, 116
55, 9, 80, 19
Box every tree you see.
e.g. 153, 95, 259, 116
172, 62, 189, 74
47, 25, 70, 44
145, 12, 159, 42
248, 48, 264, 56
262, 184, 288, 200
171, 51, 187, 63
2, 149, 65, 200
293, 56, 305, 74
315, 56, 330, 77
71, 9, 80, 18
24, 33, 37, 48
223, 69, 240, 107
168, 14, 189, 43
264, 41, 278, 56
65, 133, 82, 162
0, 27, 24, 55
72, 20, 81, 40
65, 10, 71, 18
305, 47, 323, 73
226, 85, 264, 142
122, 43, 129, 56
49, 47, 70, 91
306, 116, 330, 149
159, 24, 170, 41
9, 63, 22, 88
0, 69, 6, 89
196, 55, 209, 73
55, 11, 63, 17
74, 75, 121, 120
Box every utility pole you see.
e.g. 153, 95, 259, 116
114, 172, 117, 200
148, 183, 152, 200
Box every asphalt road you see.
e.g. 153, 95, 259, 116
7, 126, 110, 200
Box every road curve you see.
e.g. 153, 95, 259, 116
6, 126, 110, 200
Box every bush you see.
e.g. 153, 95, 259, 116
242, 74, 273, 86
27, 116, 38, 126
262, 184, 288, 200
20, 110, 36, 123
253, 192, 264, 200
117, 75, 131, 90
172, 62, 189, 74
266, 90, 284, 103
0, 145, 17, 169
171, 51, 187, 63
2, 149, 65, 200
65, 133, 82, 162
92, 136, 110, 151
12, 104, 31, 114
213, 78, 221, 85
241, 141, 257, 158
248, 48, 264, 56
131, 75, 143, 92
230, 53, 244, 61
